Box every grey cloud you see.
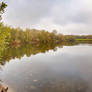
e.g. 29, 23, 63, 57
3, 0, 54, 26
69, 10, 92, 24
2, 0, 92, 34
51, 0, 92, 25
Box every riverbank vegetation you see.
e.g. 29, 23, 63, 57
1, 22, 92, 47
0, 22, 92, 49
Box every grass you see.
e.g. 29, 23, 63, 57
76, 39, 92, 41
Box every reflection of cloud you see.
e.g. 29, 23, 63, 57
2, 0, 92, 34
39, 77, 90, 92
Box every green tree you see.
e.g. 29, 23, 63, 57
0, 2, 7, 20
0, 2, 8, 53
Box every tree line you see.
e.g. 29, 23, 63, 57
9, 28, 64, 45
1, 22, 92, 47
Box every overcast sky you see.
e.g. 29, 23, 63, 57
2, 0, 92, 34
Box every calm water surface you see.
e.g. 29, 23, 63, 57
0, 44, 92, 92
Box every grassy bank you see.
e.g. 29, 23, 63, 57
76, 39, 92, 41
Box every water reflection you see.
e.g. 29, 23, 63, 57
0, 43, 92, 92
0, 42, 78, 64
1, 41, 92, 64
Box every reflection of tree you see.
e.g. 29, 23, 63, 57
0, 43, 64, 65
0, 41, 91, 65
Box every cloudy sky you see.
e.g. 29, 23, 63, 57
2, 0, 92, 34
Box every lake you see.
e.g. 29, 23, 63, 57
0, 44, 92, 92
